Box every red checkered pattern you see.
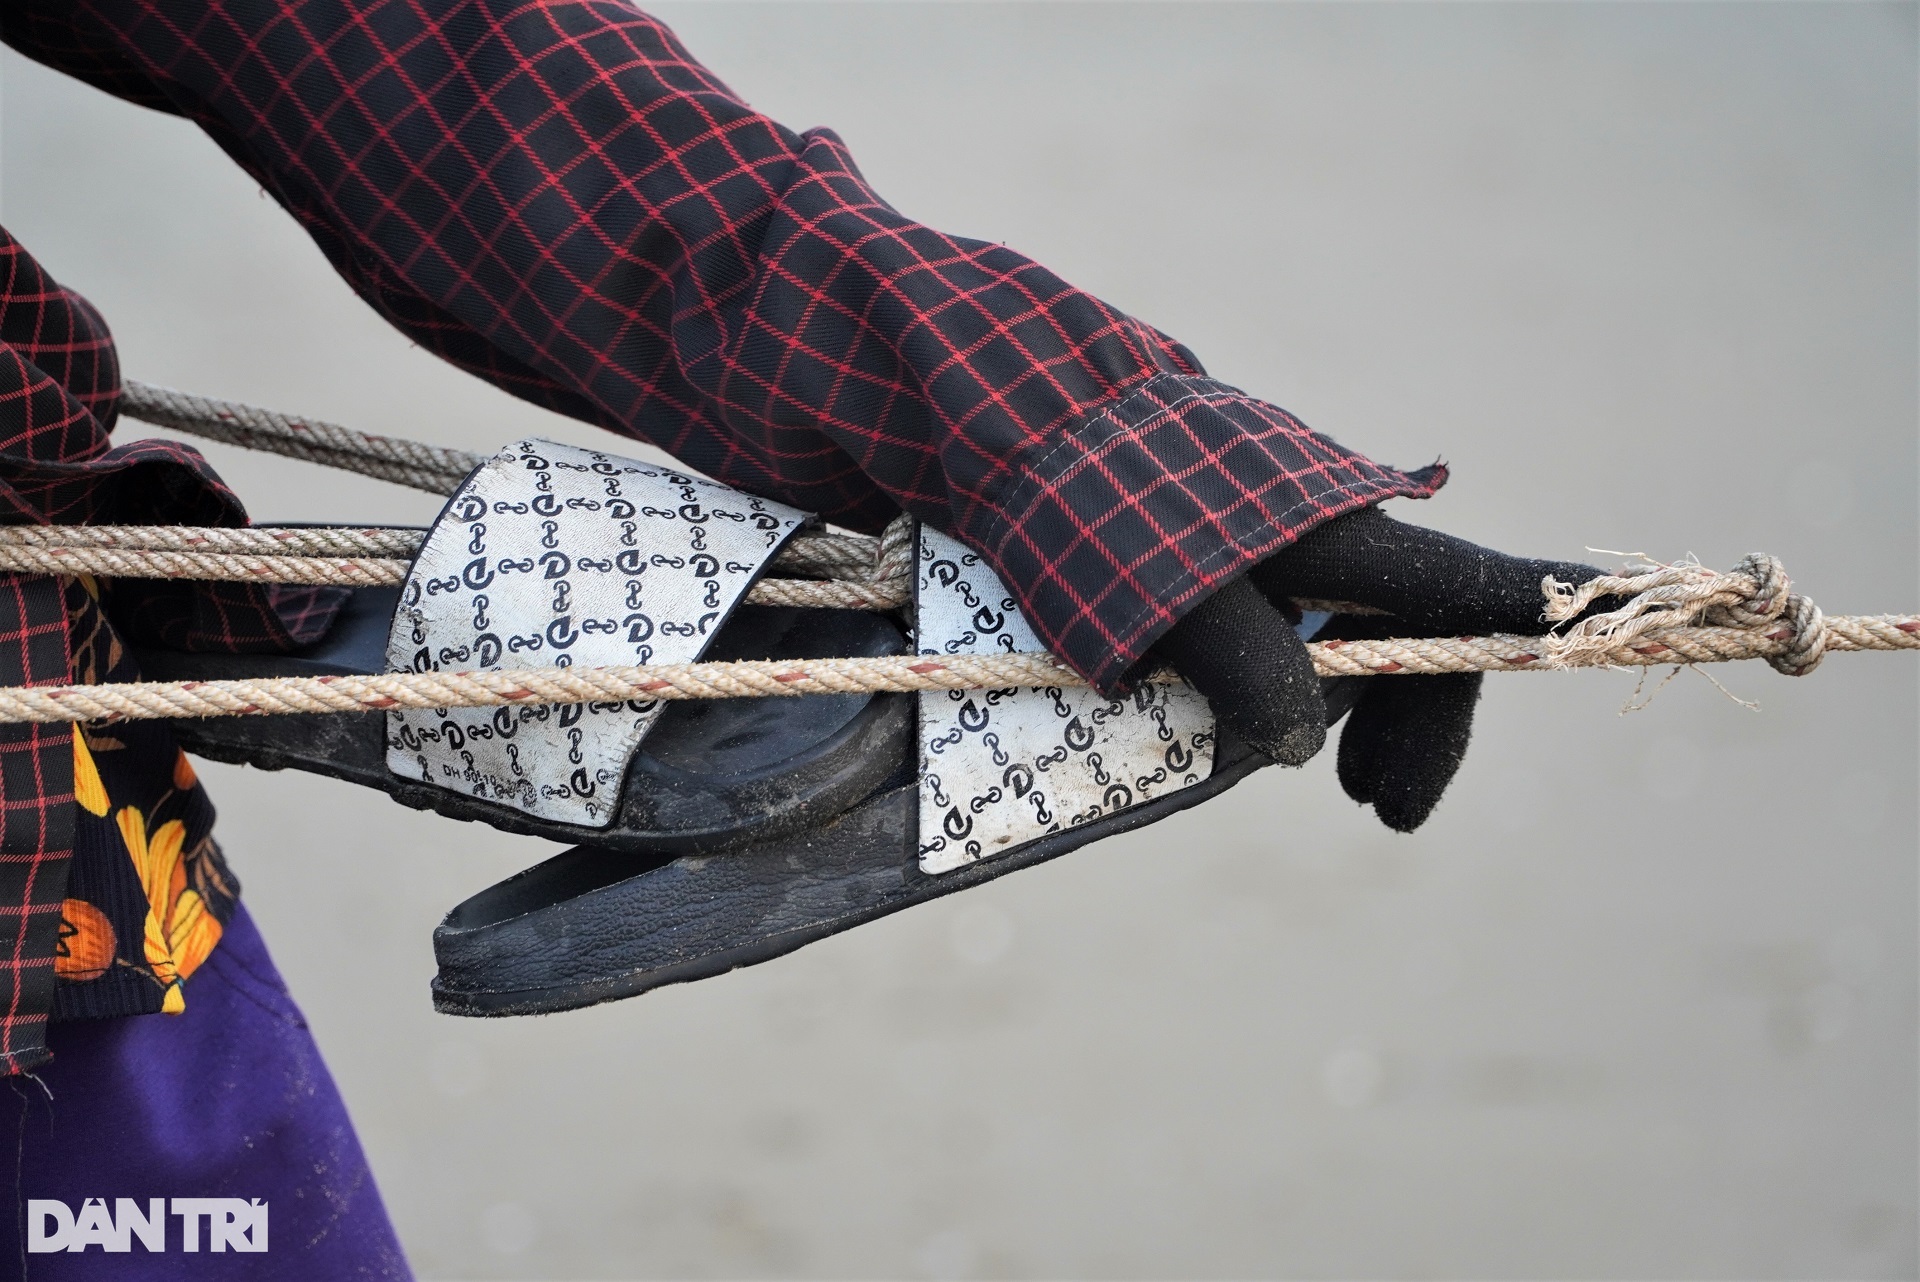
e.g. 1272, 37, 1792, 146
0, 574, 72, 1074
7, 0, 1441, 689
0, 228, 342, 654
0, 2, 1450, 1068
0, 230, 341, 1067
996, 376, 1442, 685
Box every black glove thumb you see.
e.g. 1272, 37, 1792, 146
1152, 577, 1326, 766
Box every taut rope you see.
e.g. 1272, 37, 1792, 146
0, 520, 1373, 615
121, 381, 481, 495
0, 518, 919, 609
0, 555, 1905, 724
111, 380, 921, 605
0, 615, 1909, 726
0, 379, 1875, 727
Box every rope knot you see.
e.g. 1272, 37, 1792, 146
1769, 592, 1828, 677
1541, 552, 1828, 675
1704, 554, 1790, 629
1701, 554, 1825, 676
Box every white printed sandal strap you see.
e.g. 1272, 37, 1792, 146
131, 439, 915, 856
385, 438, 811, 826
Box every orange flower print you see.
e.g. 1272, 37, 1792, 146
116, 806, 223, 1014
72, 734, 109, 818
172, 750, 198, 793
54, 899, 115, 981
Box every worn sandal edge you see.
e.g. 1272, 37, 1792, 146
429, 679, 1363, 1016
430, 754, 1265, 1017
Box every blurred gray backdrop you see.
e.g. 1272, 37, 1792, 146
3, 3, 1915, 1278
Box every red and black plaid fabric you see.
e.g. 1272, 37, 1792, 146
0, 229, 342, 656
0, 230, 338, 1068
6, 0, 1441, 690
0, 574, 73, 1073
0, 0, 1447, 1068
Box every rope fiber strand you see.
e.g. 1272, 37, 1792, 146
121, 381, 483, 494
73, 382, 1915, 727
0, 521, 915, 608
0, 614, 1909, 726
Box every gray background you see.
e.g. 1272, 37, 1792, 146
3, 3, 1915, 1277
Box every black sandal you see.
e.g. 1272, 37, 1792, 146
428, 683, 1360, 1016
130, 437, 1356, 1017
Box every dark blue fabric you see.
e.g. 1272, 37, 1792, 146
0, 904, 410, 1279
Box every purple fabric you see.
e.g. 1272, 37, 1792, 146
0, 904, 411, 1278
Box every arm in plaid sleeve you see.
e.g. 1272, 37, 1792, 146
6, 0, 1443, 690
0, 228, 353, 1068
0, 228, 342, 654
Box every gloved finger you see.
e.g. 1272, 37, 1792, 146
1336, 671, 1483, 832
1152, 576, 1326, 766
1251, 504, 1608, 636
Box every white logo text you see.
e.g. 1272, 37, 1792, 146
27, 1197, 267, 1253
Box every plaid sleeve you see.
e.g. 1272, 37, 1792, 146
0, 229, 344, 1067
0, 574, 73, 1074
8, 0, 1443, 689
0, 227, 344, 654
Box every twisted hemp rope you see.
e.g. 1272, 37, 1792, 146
0, 523, 1368, 615
115, 381, 916, 603
0, 557, 1907, 725
0, 521, 916, 609
79, 381, 1916, 726
122, 381, 483, 494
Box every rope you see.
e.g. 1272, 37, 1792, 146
119, 378, 910, 560
0, 613, 1908, 726
766, 533, 884, 581
0, 546, 1900, 725
0, 551, 1904, 724
88, 379, 1920, 723
121, 381, 482, 495
0, 527, 1349, 614
0, 524, 425, 557
117, 381, 903, 573
0, 542, 908, 609
1543, 553, 1826, 675
0, 520, 883, 578
1310, 613, 1916, 676
0, 517, 917, 608
0, 544, 412, 588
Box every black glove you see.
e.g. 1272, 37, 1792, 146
1151, 505, 1606, 832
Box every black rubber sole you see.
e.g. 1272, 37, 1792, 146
430, 679, 1366, 1016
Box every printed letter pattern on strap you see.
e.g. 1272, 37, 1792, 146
915, 528, 1214, 874
386, 440, 808, 827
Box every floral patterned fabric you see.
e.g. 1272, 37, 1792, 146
53, 579, 239, 1022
